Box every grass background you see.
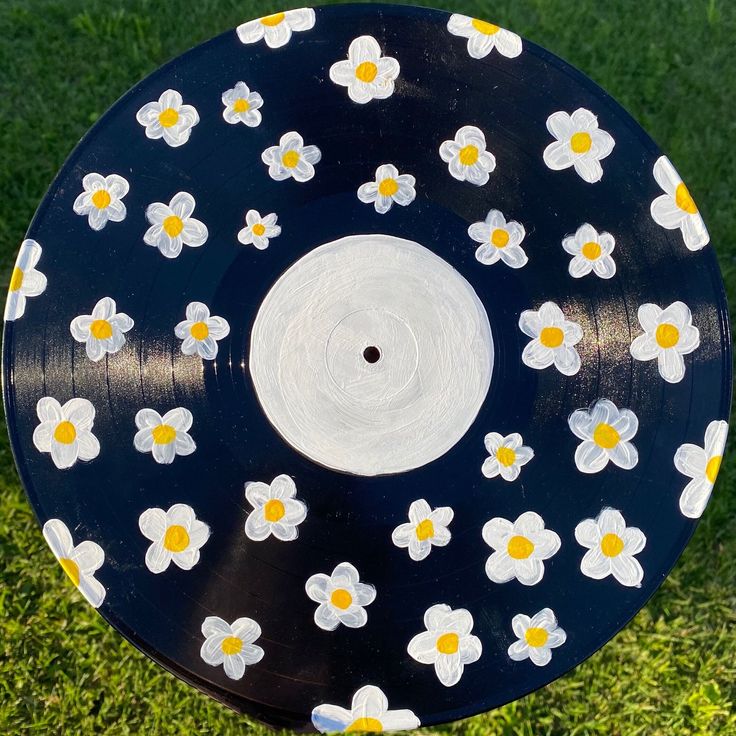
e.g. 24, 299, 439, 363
0, 0, 734, 734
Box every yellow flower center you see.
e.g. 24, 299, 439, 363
582, 241, 601, 260
163, 524, 190, 553
570, 131, 592, 154
507, 535, 534, 560
233, 98, 250, 113
655, 323, 679, 349
9, 267, 23, 292
471, 18, 500, 35
539, 326, 564, 348
261, 12, 285, 26
152, 424, 176, 445
163, 215, 184, 238
601, 532, 624, 557
221, 636, 243, 656
491, 228, 509, 248
525, 627, 549, 648
264, 499, 286, 522
415, 519, 434, 541
675, 182, 698, 214
59, 557, 80, 587
158, 107, 179, 128
355, 61, 378, 83
252, 223, 266, 236
346, 718, 383, 733
706, 455, 722, 484
378, 178, 399, 197
90, 319, 113, 340
190, 321, 209, 340
54, 421, 76, 445
91, 189, 111, 209
458, 144, 479, 166
436, 632, 459, 655
330, 588, 352, 610
593, 422, 620, 449
496, 446, 516, 467
282, 150, 300, 168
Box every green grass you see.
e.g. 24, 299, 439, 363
1, 0, 735, 734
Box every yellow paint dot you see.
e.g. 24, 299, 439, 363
190, 321, 209, 340
59, 557, 80, 587
570, 131, 592, 154
54, 421, 76, 445
346, 718, 383, 733
706, 455, 722, 484
355, 61, 378, 83
252, 223, 266, 236
601, 532, 624, 557
91, 189, 111, 209
436, 632, 459, 655
163, 524, 190, 553
415, 518, 434, 541
152, 424, 176, 445
582, 241, 601, 260
471, 18, 500, 35
496, 446, 516, 467
90, 319, 113, 340
525, 627, 549, 648
507, 535, 534, 560
233, 98, 250, 113
675, 182, 698, 214
261, 12, 285, 26
163, 215, 184, 238
378, 178, 399, 197
491, 228, 509, 248
264, 499, 286, 522
593, 423, 620, 449
158, 107, 179, 128
282, 150, 300, 169
539, 326, 564, 348
221, 636, 243, 656
655, 323, 679, 348
9, 267, 23, 292
459, 144, 479, 166
330, 588, 353, 610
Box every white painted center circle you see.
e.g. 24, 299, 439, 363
249, 234, 493, 476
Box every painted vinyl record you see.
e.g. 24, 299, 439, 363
2, 3, 731, 731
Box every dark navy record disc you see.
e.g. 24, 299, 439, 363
2, 3, 731, 731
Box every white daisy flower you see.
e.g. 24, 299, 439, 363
446, 14, 522, 59
568, 398, 638, 474
482, 432, 534, 481
135, 89, 199, 147
237, 209, 281, 250
244, 474, 307, 542
138, 503, 210, 574
311, 685, 420, 733
329, 35, 400, 104
5, 239, 47, 321
629, 301, 700, 384
261, 131, 321, 183
33, 397, 100, 470
650, 156, 709, 250
305, 562, 376, 631
675, 420, 728, 518
143, 191, 208, 259
439, 125, 496, 186
518, 301, 582, 376
469, 209, 527, 268
174, 302, 230, 360
507, 608, 566, 667
543, 108, 615, 183
391, 499, 453, 561
43, 519, 105, 607
562, 223, 616, 279
70, 297, 133, 362
575, 508, 646, 587
72, 173, 129, 231
200, 615, 264, 680
357, 164, 416, 214
221, 81, 263, 127
407, 604, 482, 687
482, 511, 561, 586
236, 8, 316, 49
133, 407, 196, 464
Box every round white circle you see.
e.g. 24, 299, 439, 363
249, 234, 493, 476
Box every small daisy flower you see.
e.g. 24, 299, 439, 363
575, 508, 646, 587
357, 164, 416, 214
244, 474, 307, 542
568, 398, 638, 474
439, 125, 496, 186
70, 297, 133, 362
43, 519, 105, 607
261, 131, 321, 183
138, 503, 210, 574
391, 499, 453, 561
134, 407, 196, 465
469, 209, 527, 268
329, 35, 400, 104
407, 604, 482, 687
519, 301, 582, 376
200, 616, 264, 680
72, 173, 129, 231
675, 419, 728, 519
33, 397, 100, 470
236, 8, 316, 49
174, 302, 230, 360
143, 191, 208, 259
650, 156, 709, 251
562, 223, 616, 279
306, 562, 376, 631
312, 685, 420, 733
446, 14, 522, 59
543, 108, 615, 183
482, 432, 534, 481
237, 209, 281, 250
136, 89, 199, 147
221, 81, 263, 127
507, 608, 566, 667
629, 301, 700, 384
482, 511, 561, 586
5, 239, 47, 321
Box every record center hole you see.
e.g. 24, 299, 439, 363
363, 345, 381, 364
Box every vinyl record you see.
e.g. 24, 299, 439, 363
2, 3, 731, 731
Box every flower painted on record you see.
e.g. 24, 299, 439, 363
519, 301, 582, 376
143, 191, 208, 259
33, 397, 100, 469
357, 164, 416, 214
575, 508, 646, 587
407, 604, 482, 687
5, 239, 47, 321
72, 173, 129, 231
543, 108, 615, 183
482, 511, 560, 586
237, 209, 281, 250
136, 89, 199, 147
70, 297, 133, 362
482, 432, 534, 481
200, 616, 264, 680
507, 608, 566, 666
306, 562, 376, 631
244, 474, 307, 542
675, 420, 728, 518
312, 685, 420, 733
222, 81, 263, 127
261, 131, 321, 182
391, 499, 453, 561
562, 223, 616, 279
439, 125, 496, 185
134, 407, 195, 464
629, 301, 699, 384
138, 503, 210, 573
236, 8, 316, 49
650, 156, 709, 250
175, 302, 230, 360
446, 14, 522, 59
329, 35, 400, 104
469, 209, 527, 268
